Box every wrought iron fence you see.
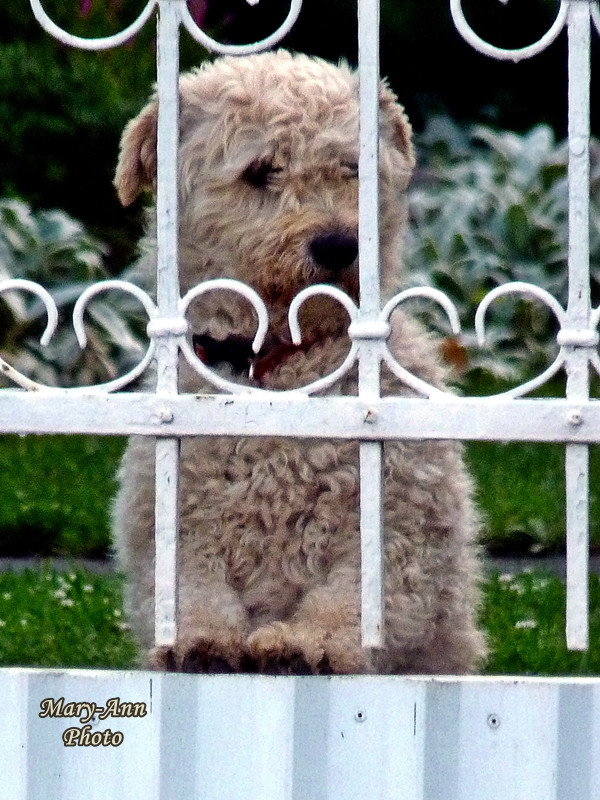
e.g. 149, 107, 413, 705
0, 0, 598, 657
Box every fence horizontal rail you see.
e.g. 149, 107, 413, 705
1, 391, 599, 442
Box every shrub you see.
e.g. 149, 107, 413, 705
0, 2, 211, 268
0, 198, 146, 387
405, 119, 600, 390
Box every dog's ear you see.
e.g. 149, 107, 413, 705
379, 82, 415, 171
114, 100, 158, 207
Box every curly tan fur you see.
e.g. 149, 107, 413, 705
113, 50, 486, 675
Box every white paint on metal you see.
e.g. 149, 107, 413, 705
179, 0, 303, 56
0, 279, 59, 390
179, 279, 275, 394
0, 670, 28, 800
181, 279, 269, 355
451, 0, 597, 649
449, 0, 569, 62
1, 670, 600, 799
475, 282, 567, 341
289, 284, 358, 343
474, 281, 568, 399
73, 280, 158, 392
152, 0, 184, 648
564, 0, 592, 650
380, 287, 462, 397
566, 443, 590, 649
0, 279, 58, 346
5, 391, 600, 442
593, 1, 600, 35
359, 442, 384, 648
357, 0, 385, 648
381, 286, 461, 336
29, 0, 158, 51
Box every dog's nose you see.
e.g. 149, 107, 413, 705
309, 232, 359, 272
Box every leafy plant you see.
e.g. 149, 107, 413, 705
0, 198, 146, 387
0, 3, 214, 265
405, 119, 600, 390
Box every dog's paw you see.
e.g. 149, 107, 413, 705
148, 636, 245, 673
243, 649, 332, 676
244, 623, 333, 675
147, 645, 179, 672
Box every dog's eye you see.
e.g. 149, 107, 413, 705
242, 160, 282, 188
341, 161, 359, 178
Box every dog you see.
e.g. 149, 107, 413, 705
112, 50, 486, 674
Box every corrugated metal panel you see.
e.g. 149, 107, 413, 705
1, 669, 599, 800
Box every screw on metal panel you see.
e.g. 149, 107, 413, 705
487, 713, 501, 730
354, 710, 367, 723
567, 409, 583, 427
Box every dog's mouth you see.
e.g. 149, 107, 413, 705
193, 332, 315, 385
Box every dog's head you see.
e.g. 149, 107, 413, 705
115, 50, 414, 313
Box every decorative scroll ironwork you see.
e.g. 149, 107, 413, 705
30, 0, 302, 54
450, 0, 569, 62
6, 267, 600, 403
1, 276, 463, 398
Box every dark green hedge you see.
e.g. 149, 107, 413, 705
0, 2, 209, 268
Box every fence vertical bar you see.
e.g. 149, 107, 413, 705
564, 0, 592, 651
153, 0, 182, 648
357, 0, 385, 648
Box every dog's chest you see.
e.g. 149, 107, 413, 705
179, 435, 360, 583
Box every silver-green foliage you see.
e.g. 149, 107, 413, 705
0, 199, 145, 387
406, 119, 600, 386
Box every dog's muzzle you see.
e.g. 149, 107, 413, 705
309, 231, 358, 272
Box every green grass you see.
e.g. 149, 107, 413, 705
0, 433, 598, 674
0, 565, 596, 675
482, 570, 600, 676
467, 442, 600, 554
0, 434, 125, 558
0, 566, 138, 668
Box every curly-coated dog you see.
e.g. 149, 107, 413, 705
113, 50, 486, 674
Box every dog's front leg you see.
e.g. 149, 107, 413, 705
150, 579, 249, 672
245, 563, 372, 675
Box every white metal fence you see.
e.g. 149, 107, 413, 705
1, 1, 600, 797
1, 670, 599, 800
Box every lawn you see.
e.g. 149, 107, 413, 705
0, 434, 125, 558
468, 440, 600, 555
0, 565, 138, 669
0, 564, 596, 675
482, 570, 600, 676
